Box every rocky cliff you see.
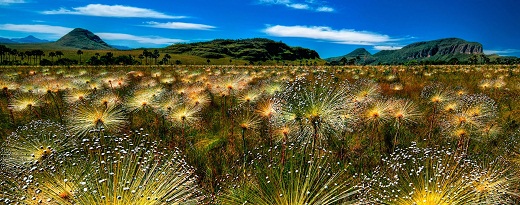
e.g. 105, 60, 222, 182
400, 38, 482, 59
328, 38, 484, 64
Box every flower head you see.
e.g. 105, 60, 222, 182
8, 92, 42, 112
68, 103, 127, 136
2, 120, 73, 169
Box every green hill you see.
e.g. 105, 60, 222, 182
54, 28, 112, 50
0, 28, 113, 51
325, 48, 371, 62
163, 38, 320, 62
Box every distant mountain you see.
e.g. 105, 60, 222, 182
110, 45, 132, 50
370, 38, 482, 64
54, 28, 112, 50
325, 48, 371, 62
0, 37, 16, 44
164, 38, 319, 61
327, 38, 484, 65
11, 35, 49, 43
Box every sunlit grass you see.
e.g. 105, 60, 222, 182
0, 64, 519, 205
221, 148, 359, 205
362, 144, 518, 204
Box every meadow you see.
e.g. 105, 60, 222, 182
0, 64, 519, 204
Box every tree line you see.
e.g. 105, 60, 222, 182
0, 45, 45, 65
0, 45, 182, 66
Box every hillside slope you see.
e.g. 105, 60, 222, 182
164, 38, 319, 61
325, 48, 371, 62
328, 38, 484, 64
54, 28, 112, 50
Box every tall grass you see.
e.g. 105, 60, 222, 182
1, 64, 520, 204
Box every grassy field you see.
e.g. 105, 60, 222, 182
2, 44, 327, 66
1, 64, 520, 204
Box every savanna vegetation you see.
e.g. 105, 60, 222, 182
164, 38, 320, 62
0, 44, 325, 67
1, 63, 520, 204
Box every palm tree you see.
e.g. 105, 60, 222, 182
30, 50, 36, 64
17, 52, 26, 63
48, 52, 56, 62
24, 51, 32, 64
164, 53, 171, 65
0, 45, 6, 63
32, 50, 44, 65
3, 46, 10, 62
152, 49, 160, 64
9, 49, 18, 62
55, 51, 63, 59
3, 47, 12, 61
142, 49, 150, 64
77, 50, 83, 64
138, 54, 144, 64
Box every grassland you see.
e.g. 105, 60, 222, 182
2, 43, 327, 66
0, 64, 519, 204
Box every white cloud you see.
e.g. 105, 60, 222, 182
42, 4, 185, 19
96, 33, 186, 45
288, 3, 309, 10
0, 0, 25, 5
316, 6, 334, 12
0, 23, 185, 45
264, 25, 394, 45
144, 21, 215, 30
0, 24, 72, 36
484, 49, 520, 55
259, 0, 290, 4
373, 45, 403, 50
258, 0, 333, 12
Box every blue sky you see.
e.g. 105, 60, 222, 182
0, 0, 519, 57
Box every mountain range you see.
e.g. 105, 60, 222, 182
0, 28, 127, 50
326, 38, 490, 65
1, 28, 517, 64
0, 35, 49, 44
